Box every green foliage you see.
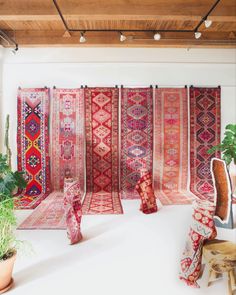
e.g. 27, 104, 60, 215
208, 124, 236, 165
0, 153, 26, 260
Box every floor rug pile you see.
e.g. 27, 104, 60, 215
15, 88, 51, 209
82, 87, 123, 214
153, 88, 196, 205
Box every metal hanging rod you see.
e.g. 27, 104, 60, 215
53, 0, 221, 34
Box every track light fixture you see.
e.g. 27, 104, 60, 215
79, 32, 86, 43
119, 32, 126, 42
194, 32, 202, 39
204, 19, 212, 28
154, 32, 161, 40
11, 44, 19, 55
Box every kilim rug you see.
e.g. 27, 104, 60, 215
51, 88, 85, 192
82, 87, 123, 214
189, 87, 221, 202
120, 87, 153, 199
154, 88, 196, 205
18, 192, 66, 229
15, 88, 50, 209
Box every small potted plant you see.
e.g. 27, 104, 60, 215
208, 123, 236, 193
0, 153, 26, 293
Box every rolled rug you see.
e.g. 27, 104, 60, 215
179, 200, 217, 287
64, 178, 83, 244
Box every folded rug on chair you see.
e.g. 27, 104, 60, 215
179, 200, 217, 288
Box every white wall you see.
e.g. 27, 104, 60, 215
1, 47, 236, 169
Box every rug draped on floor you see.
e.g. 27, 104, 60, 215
154, 88, 196, 205
18, 192, 66, 229
120, 88, 153, 199
189, 87, 221, 201
15, 88, 50, 209
82, 87, 123, 214
51, 88, 85, 191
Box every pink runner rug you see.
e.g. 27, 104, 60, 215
51, 88, 85, 192
190, 87, 221, 202
15, 88, 50, 209
120, 87, 153, 199
154, 88, 196, 205
18, 192, 66, 229
82, 87, 123, 214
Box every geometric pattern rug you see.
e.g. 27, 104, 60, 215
51, 88, 85, 191
17, 192, 66, 229
154, 88, 197, 205
82, 87, 123, 214
120, 87, 153, 199
189, 87, 221, 202
15, 88, 51, 209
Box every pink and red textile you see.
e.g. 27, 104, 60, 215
64, 178, 83, 244
136, 173, 158, 214
82, 87, 123, 214
154, 88, 195, 205
120, 88, 153, 199
51, 88, 85, 192
16, 88, 50, 209
190, 87, 221, 201
179, 200, 217, 287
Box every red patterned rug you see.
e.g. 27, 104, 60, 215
82, 87, 123, 214
120, 88, 153, 199
189, 87, 221, 201
18, 192, 66, 229
15, 88, 50, 209
154, 88, 196, 205
51, 88, 85, 192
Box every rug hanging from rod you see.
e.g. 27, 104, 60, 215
51, 88, 85, 192
189, 87, 221, 202
15, 88, 50, 209
120, 87, 153, 199
154, 88, 196, 205
82, 87, 123, 214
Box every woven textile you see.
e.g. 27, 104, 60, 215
154, 88, 195, 205
51, 88, 85, 191
190, 87, 221, 201
136, 173, 158, 214
16, 88, 50, 209
64, 178, 83, 244
82, 87, 123, 214
18, 192, 66, 229
179, 200, 217, 288
120, 88, 153, 199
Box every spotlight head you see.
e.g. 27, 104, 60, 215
204, 19, 212, 28
120, 32, 126, 42
11, 44, 18, 55
80, 32, 86, 43
194, 32, 202, 39
154, 32, 161, 40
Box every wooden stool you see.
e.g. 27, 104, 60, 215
203, 239, 236, 295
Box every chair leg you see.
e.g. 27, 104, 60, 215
229, 269, 236, 293
208, 269, 219, 286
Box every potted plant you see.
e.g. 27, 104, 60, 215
0, 114, 27, 292
208, 123, 236, 193
0, 153, 26, 293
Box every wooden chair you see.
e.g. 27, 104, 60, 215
203, 239, 236, 295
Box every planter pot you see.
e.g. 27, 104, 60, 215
0, 250, 16, 293
229, 163, 236, 197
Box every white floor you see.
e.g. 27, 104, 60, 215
9, 201, 236, 295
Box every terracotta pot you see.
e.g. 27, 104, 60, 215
0, 250, 16, 293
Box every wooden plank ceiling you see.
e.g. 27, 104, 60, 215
0, 0, 236, 48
